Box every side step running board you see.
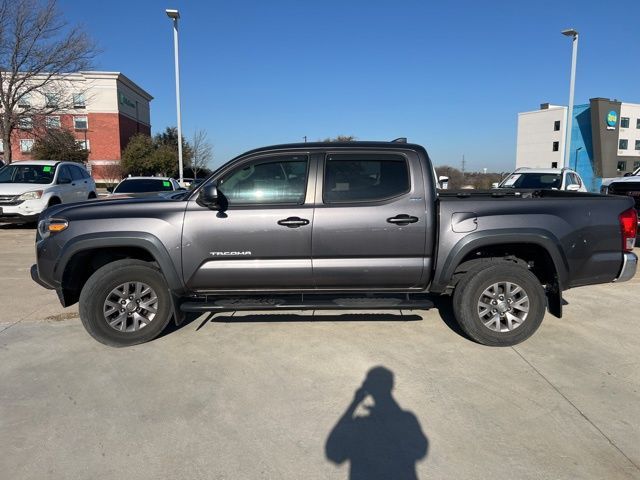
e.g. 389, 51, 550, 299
180, 294, 434, 313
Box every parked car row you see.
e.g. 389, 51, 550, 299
0, 160, 206, 225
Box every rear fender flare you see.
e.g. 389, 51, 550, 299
432, 229, 569, 293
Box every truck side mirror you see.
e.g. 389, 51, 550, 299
566, 184, 580, 191
198, 182, 221, 210
624, 172, 632, 177
491, 182, 499, 189
438, 175, 449, 189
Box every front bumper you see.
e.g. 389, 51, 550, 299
0, 212, 40, 224
614, 252, 638, 282
30, 264, 54, 290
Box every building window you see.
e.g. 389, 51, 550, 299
46, 116, 61, 129
634, 161, 640, 170
72, 93, 85, 108
18, 94, 30, 108
18, 116, 33, 129
74, 116, 88, 130
636, 140, 640, 151
552, 141, 559, 152
637, 118, 640, 129
620, 117, 630, 128
617, 161, 627, 172
554, 120, 560, 131
619, 139, 628, 150
45, 93, 58, 108
551, 162, 558, 168
20, 139, 34, 152
76, 139, 90, 151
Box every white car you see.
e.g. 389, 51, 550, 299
109, 176, 182, 196
0, 160, 96, 224
494, 168, 587, 192
600, 166, 640, 193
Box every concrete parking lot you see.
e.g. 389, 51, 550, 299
1, 225, 639, 480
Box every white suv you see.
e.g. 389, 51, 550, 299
495, 167, 587, 192
0, 160, 96, 224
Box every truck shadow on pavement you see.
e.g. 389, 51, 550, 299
168, 296, 473, 342
325, 366, 429, 479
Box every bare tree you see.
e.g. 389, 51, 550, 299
0, 0, 98, 162
190, 128, 213, 178
100, 161, 124, 188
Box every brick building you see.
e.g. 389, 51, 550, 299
1, 71, 152, 181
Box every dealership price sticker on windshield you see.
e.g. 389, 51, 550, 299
163, 181, 171, 187
43, 166, 52, 172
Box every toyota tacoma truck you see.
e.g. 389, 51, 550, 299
31, 141, 638, 347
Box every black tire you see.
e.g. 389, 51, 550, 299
452, 263, 546, 346
48, 197, 61, 207
79, 259, 173, 347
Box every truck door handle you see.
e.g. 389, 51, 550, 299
387, 214, 419, 225
277, 217, 310, 228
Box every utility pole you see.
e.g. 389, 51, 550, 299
303, 136, 307, 143
461, 154, 466, 176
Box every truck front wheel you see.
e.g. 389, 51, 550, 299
79, 259, 173, 347
452, 263, 546, 346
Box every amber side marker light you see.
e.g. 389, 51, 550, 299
48, 221, 68, 233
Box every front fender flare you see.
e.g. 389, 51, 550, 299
55, 231, 185, 294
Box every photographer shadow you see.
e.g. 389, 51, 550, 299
325, 366, 428, 480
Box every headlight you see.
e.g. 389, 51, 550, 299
18, 190, 43, 201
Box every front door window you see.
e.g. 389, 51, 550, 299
218, 155, 308, 205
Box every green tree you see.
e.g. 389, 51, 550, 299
31, 128, 88, 162
151, 144, 178, 176
154, 127, 192, 166
121, 133, 154, 175
322, 135, 356, 142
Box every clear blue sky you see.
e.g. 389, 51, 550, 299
60, 0, 640, 172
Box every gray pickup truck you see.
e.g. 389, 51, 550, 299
31, 141, 638, 347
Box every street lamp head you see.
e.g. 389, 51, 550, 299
561, 28, 578, 37
165, 9, 180, 20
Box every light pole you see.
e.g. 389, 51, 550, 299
574, 146, 583, 171
166, 8, 184, 185
562, 28, 579, 168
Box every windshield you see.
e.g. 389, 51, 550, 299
113, 179, 174, 193
0, 164, 57, 184
500, 172, 562, 189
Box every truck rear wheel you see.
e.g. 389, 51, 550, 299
452, 263, 546, 346
79, 259, 173, 347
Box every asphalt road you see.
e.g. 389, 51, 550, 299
1, 225, 639, 480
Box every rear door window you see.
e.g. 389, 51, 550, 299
69, 165, 85, 181
323, 154, 410, 203
57, 165, 72, 184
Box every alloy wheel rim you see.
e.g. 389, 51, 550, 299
477, 281, 529, 332
103, 281, 158, 332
